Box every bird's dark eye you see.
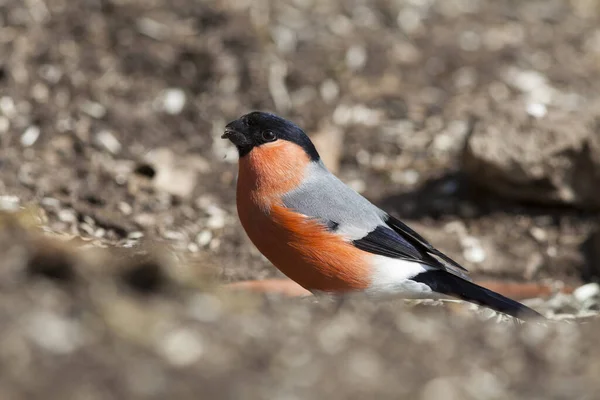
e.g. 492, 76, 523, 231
262, 130, 277, 142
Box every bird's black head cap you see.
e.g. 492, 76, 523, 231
222, 111, 320, 161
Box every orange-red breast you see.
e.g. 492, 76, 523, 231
222, 111, 543, 319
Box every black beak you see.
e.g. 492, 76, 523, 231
222, 119, 250, 147
221, 128, 236, 140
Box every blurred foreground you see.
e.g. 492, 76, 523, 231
0, 210, 598, 399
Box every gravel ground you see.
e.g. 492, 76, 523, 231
1, 0, 600, 398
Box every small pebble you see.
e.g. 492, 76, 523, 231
119, 202, 133, 215
370, 153, 387, 170
159, 328, 204, 367
94, 130, 122, 154
26, 312, 83, 354
333, 104, 382, 126
461, 236, 486, 263
432, 134, 454, 153
356, 150, 371, 166
136, 17, 168, 40
196, 230, 213, 247
271, 25, 297, 53
32, 83, 50, 102
83, 216, 95, 226
392, 169, 419, 186
147, 148, 198, 198
346, 45, 367, 71
0, 96, 16, 117
206, 206, 227, 230
546, 293, 579, 314
134, 213, 156, 227
0, 195, 20, 211
39, 64, 63, 83
529, 226, 547, 242
58, 209, 77, 223
320, 79, 340, 104
21, 126, 41, 147
163, 230, 185, 241
397, 8, 422, 34
159, 89, 186, 115
41, 197, 61, 209
80, 223, 95, 236
573, 283, 600, 304
526, 102, 547, 118
80, 101, 107, 119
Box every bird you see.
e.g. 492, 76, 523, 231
222, 111, 543, 319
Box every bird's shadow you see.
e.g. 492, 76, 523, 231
378, 172, 600, 282
378, 172, 592, 222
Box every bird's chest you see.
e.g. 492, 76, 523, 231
235, 187, 301, 263
236, 191, 282, 251
235, 185, 372, 292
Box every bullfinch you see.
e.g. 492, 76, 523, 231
222, 111, 542, 319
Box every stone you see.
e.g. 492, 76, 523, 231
94, 130, 122, 154
463, 100, 600, 209
0, 195, 20, 211
573, 283, 600, 304
143, 148, 200, 198
158, 88, 186, 115
21, 126, 40, 147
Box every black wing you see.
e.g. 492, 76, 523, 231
351, 214, 471, 281
352, 225, 425, 261
385, 215, 468, 273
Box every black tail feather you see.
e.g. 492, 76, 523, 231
413, 270, 544, 320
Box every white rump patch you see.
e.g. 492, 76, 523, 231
366, 255, 438, 298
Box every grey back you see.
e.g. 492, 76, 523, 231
281, 161, 386, 240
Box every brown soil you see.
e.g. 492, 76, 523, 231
1, 0, 599, 398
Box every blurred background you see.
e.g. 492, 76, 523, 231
1, 0, 600, 399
